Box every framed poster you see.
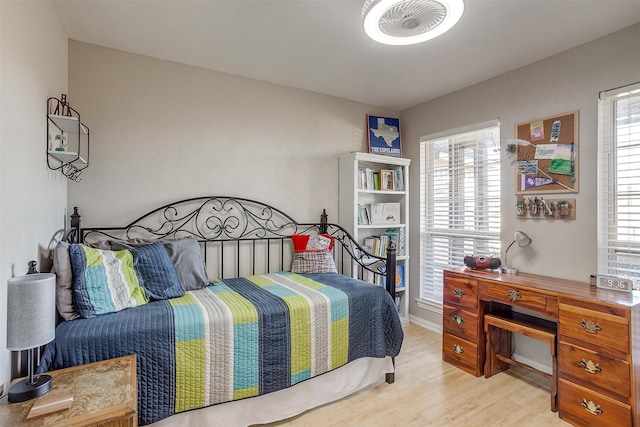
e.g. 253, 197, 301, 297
367, 115, 401, 157
514, 111, 579, 194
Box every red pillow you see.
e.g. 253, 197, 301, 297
291, 234, 334, 252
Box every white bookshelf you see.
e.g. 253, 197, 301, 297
339, 152, 411, 325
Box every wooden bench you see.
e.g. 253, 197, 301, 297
484, 312, 558, 412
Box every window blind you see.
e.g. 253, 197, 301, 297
420, 121, 501, 303
598, 82, 640, 280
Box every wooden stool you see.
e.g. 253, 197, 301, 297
484, 312, 558, 412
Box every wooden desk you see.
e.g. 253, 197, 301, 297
442, 268, 640, 427
0, 355, 137, 426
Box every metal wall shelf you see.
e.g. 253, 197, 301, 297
47, 95, 90, 182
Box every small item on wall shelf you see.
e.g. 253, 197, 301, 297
367, 115, 402, 158
52, 94, 72, 117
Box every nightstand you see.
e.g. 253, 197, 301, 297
0, 355, 137, 426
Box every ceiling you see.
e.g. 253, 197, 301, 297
52, 0, 640, 111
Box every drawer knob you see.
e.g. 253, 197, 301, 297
453, 344, 464, 354
581, 399, 603, 416
506, 289, 521, 301
453, 288, 465, 298
580, 319, 602, 334
579, 358, 602, 374
453, 315, 464, 325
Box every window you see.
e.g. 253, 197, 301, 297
419, 120, 501, 304
598, 82, 640, 280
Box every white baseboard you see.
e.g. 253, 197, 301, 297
512, 354, 552, 375
409, 314, 442, 334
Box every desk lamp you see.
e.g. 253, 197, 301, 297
502, 231, 532, 275
6, 273, 56, 403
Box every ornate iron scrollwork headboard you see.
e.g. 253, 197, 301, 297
67, 196, 396, 297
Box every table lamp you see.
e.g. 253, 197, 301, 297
6, 273, 56, 403
502, 231, 532, 275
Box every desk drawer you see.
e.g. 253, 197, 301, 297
443, 275, 478, 310
558, 303, 629, 356
442, 332, 481, 376
559, 379, 631, 427
479, 282, 555, 317
558, 341, 630, 400
443, 304, 478, 341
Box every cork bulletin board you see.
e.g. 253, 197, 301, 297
515, 111, 579, 194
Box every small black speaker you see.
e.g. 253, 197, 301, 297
463, 255, 477, 269
487, 257, 501, 270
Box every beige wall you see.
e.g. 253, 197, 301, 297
67, 41, 397, 226
0, 0, 68, 391
401, 24, 639, 367
402, 23, 640, 328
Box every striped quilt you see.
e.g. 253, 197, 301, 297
39, 272, 404, 426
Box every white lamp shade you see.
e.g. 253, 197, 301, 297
514, 231, 532, 247
6, 273, 56, 351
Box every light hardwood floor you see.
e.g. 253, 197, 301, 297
263, 324, 570, 426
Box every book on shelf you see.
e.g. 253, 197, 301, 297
370, 202, 400, 225
359, 167, 403, 192
358, 204, 371, 225
398, 227, 406, 256
361, 233, 399, 258
376, 264, 405, 291
380, 169, 394, 191
383, 230, 399, 253
393, 167, 404, 191
395, 264, 405, 290
363, 236, 378, 254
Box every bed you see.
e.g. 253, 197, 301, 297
38, 196, 404, 426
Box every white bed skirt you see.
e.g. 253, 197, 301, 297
150, 356, 394, 427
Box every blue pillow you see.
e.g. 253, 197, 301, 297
130, 242, 184, 301
69, 244, 148, 319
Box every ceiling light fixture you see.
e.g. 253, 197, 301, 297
362, 0, 465, 46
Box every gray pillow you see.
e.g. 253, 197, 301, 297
106, 237, 210, 291
53, 241, 81, 321
163, 238, 210, 291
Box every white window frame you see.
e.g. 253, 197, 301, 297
418, 119, 501, 307
598, 82, 640, 280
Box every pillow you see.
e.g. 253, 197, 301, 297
290, 234, 337, 274
129, 242, 185, 301
53, 241, 81, 321
69, 244, 148, 318
95, 238, 210, 291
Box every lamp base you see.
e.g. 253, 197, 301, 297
8, 374, 52, 403
502, 267, 519, 275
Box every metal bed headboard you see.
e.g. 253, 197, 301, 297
66, 196, 396, 298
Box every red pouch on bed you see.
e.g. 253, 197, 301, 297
291, 234, 334, 252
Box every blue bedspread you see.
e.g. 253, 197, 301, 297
39, 272, 403, 425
